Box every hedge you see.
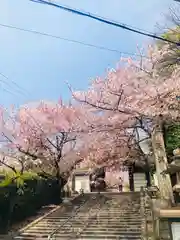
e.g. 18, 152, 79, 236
0, 171, 63, 234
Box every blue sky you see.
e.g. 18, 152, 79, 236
0, 0, 177, 108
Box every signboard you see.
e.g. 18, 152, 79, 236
171, 222, 180, 240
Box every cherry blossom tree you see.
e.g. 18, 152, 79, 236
71, 45, 180, 171
0, 101, 85, 184
0, 45, 179, 191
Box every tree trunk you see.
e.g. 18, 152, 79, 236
152, 124, 174, 204
52, 166, 62, 204
145, 170, 151, 187
143, 157, 151, 187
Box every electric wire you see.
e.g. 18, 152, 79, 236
30, 0, 180, 46
34, 0, 156, 35
0, 23, 147, 58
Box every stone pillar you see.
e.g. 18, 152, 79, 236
152, 125, 174, 204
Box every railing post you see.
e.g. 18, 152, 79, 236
145, 186, 161, 240
150, 197, 158, 240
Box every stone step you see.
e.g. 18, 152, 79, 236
39, 220, 141, 224
19, 231, 141, 238
52, 233, 142, 239
96, 210, 140, 212
76, 237, 141, 240
101, 206, 140, 208
29, 225, 141, 231
61, 210, 141, 214
45, 213, 139, 217
45, 213, 140, 218
98, 214, 141, 216
24, 223, 141, 232
103, 202, 140, 205
22, 228, 142, 234
38, 219, 142, 224
38, 218, 142, 223
97, 205, 140, 208
20, 225, 141, 234
54, 210, 140, 214
36, 220, 141, 226
70, 226, 141, 231
42, 217, 142, 221
15, 235, 141, 240
57, 213, 140, 217
25, 220, 141, 226
58, 231, 141, 235
102, 206, 140, 209
14, 194, 142, 240
31, 224, 141, 230
44, 215, 141, 220
65, 204, 140, 207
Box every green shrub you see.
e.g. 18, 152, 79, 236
165, 124, 180, 156
0, 171, 62, 234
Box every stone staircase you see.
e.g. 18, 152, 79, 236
133, 173, 147, 192
14, 193, 142, 239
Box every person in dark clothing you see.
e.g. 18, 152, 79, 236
118, 177, 123, 192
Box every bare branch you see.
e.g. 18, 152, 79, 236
0, 156, 17, 173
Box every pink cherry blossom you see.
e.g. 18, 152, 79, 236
71, 45, 180, 170
0, 101, 85, 179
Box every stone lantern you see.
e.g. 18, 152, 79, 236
173, 148, 180, 158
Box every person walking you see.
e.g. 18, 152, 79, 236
118, 177, 123, 192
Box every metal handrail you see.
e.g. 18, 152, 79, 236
72, 194, 106, 239
61, 196, 101, 239
48, 193, 103, 239
48, 193, 89, 239
70, 194, 102, 238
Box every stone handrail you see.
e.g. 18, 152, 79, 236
146, 188, 160, 240
140, 187, 148, 240
140, 186, 161, 240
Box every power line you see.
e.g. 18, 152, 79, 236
30, 0, 180, 46
0, 23, 148, 58
34, 0, 156, 36
0, 73, 46, 133
0, 72, 30, 102
37, 0, 156, 36
0, 72, 30, 97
